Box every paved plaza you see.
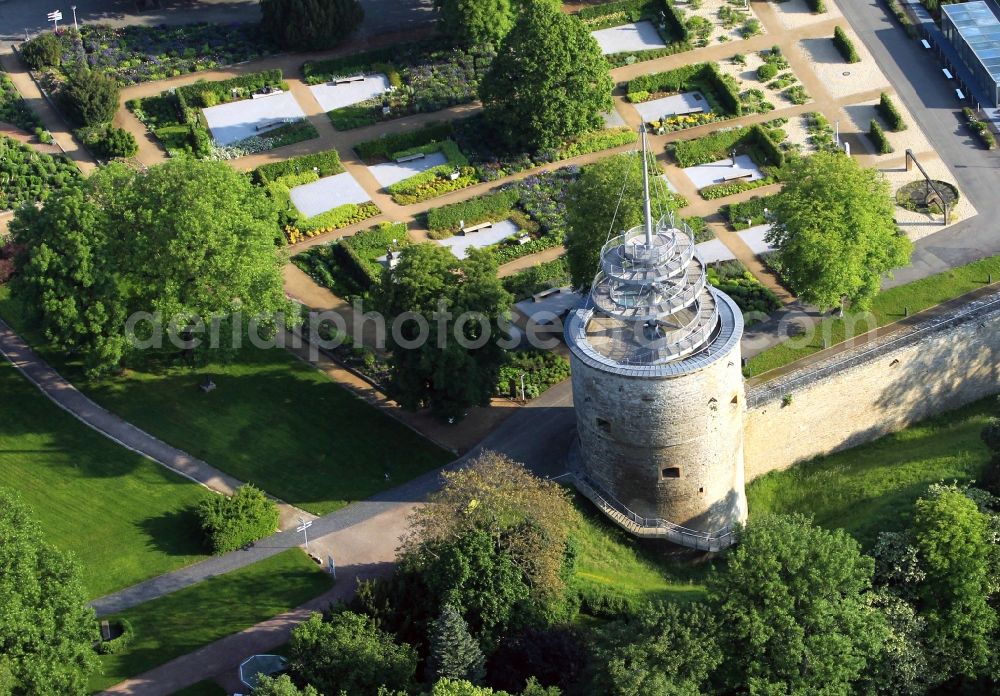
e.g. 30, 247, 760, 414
436, 220, 521, 260
696, 238, 737, 264
289, 172, 371, 218
633, 91, 709, 123
682, 155, 763, 190
309, 75, 391, 113
590, 21, 666, 55
737, 224, 776, 256
203, 91, 307, 146
368, 151, 448, 188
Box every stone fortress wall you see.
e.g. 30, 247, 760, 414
742, 291, 1000, 481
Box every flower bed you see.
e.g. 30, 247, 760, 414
0, 72, 42, 133
253, 149, 344, 185
722, 194, 778, 230
128, 70, 317, 158
426, 189, 521, 238
32, 23, 279, 86
303, 41, 495, 130
293, 222, 408, 298
495, 349, 571, 400
707, 260, 780, 322
962, 107, 996, 150
0, 135, 81, 210
699, 176, 776, 200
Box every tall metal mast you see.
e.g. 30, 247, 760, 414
641, 126, 654, 246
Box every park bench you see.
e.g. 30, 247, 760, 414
334, 75, 366, 85
462, 221, 493, 234
516, 233, 532, 245
395, 152, 426, 163
721, 171, 753, 182
532, 287, 571, 303
671, 105, 705, 117
956, 88, 966, 100
943, 68, 953, 80
255, 120, 286, 132
251, 86, 283, 99
921, 39, 931, 49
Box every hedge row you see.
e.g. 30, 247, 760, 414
197, 484, 279, 555
876, 92, 907, 131
426, 189, 520, 235
254, 149, 344, 184
176, 69, 284, 109
334, 222, 407, 289
578, 0, 653, 21
672, 124, 782, 169
354, 122, 454, 161
302, 43, 406, 82
833, 26, 860, 64
868, 119, 893, 154
700, 176, 776, 200
502, 257, 570, 301
722, 194, 777, 230
627, 63, 740, 116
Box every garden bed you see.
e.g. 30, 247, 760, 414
495, 349, 571, 400
0, 71, 43, 134
252, 148, 379, 244
627, 62, 750, 132
425, 168, 577, 265
127, 69, 317, 159
28, 23, 279, 86
722, 194, 778, 230
671, 123, 785, 199
302, 41, 495, 130
577, 0, 692, 67
293, 222, 409, 299
502, 257, 571, 301
0, 135, 81, 211
707, 259, 780, 322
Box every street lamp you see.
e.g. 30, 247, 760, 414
71, 6, 78, 32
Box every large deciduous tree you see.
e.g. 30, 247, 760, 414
479, 1, 612, 153
710, 513, 887, 694
437, 0, 513, 47
911, 485, 997, 683
11, 159, 292, 374
288, 611, 417, 696
376, 244, 511, 419
766, 152, 911, 310
565, 153, 682, 290
0, 489, 98, 694
260, 0, 365, 50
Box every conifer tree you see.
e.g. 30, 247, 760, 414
427, 604, 487, 684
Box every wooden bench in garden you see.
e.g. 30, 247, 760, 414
256, 120, 286, 132
251, 87, 283, 99
334, 75, 366, 85
396, 152, 426, 163
462, 221, 493, 234
721, 171, 753, 182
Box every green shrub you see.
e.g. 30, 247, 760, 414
550, 127, 638, 160
62, 69, 120, 127
427, 189, 519, 235
833, 26, 860, 63
868, 119, 893, 154
96, 619, 134, 655
807, 0, 826, 11
876, 92, 906, 131
708, 261, 781, 319
757, 63, 778, 81
496, 349, 571, 400
961, 108, 996, 150
197, 484, 280, 555
176, 69, 284, 108
0, 73, 42, 133
502, 258, 570, 300
723, 194, 777, 230
354, 122, 454, 161
75, 124, 138, 159
19, 33, 62, 69
254, 149, 343, 184
699, 177, 775, 200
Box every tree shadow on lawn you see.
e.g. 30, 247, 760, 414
137, 507, 206, 558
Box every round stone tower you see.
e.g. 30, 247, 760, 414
565, 132, 747, 549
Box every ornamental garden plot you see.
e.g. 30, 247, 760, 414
0, 136, 80, 211
576, 0, 690, 67
127, 69, 318, 159
251, 150, 380, 244
301, 42, 495, 131
626, 62, 756, 132
669, 122, 787, 199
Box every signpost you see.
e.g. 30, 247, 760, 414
47, 10, 62, 30
296, 517, 313, 553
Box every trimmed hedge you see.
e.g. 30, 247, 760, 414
74, 124, 138, 159
833, 26, 860, 64
806, 0, 826, 11
176, 69, 285, 109
700, 176, 775, 200
868, 119, 893, 154
627, 63, 741, 116
672, 124, 783, 169
95, 619, 134, 655
427, 189, 520, 235
354, 122, 454, 161
254, 149, 344, 184
876, 92, 907, 131
502, 257, 570, 301
197, 484, 280, 555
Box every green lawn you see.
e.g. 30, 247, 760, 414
748, 254, 1000, 376
0, 360, 212, 599
0, 287, 451, 515
746, 399, 994, 548
570, 494, 709, 610
90, 549, 332, 692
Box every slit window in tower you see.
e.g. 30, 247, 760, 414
662, 467, 681, 479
